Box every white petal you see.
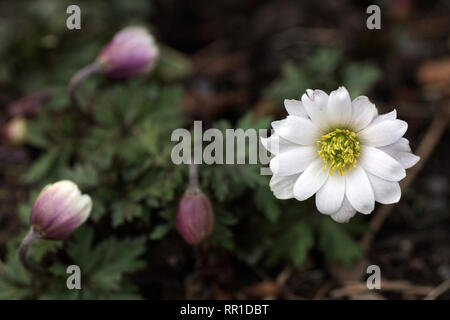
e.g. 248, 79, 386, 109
45, 194, 92, 235
260, 133, 300, 156
270, 174, 299, 199
359, 145, 406, 181
327, 87, 352, 127
370, 109, 397, 125
345, 166, 375, 214
33, 183, 80, 226
78, 195, 93, 222
293, 158, 328, 201
367, 173, 401, 204
316, 174, 345, 215
358, 119, 408, 147
351, 96, 377, 131
272, 115, 320, 145
270, 146, 318, 176
331, 197, 357, 223
51, 180, 80, 196
301, 89, 329, 129
379, 138, 420, 169
284, 99, 308, 118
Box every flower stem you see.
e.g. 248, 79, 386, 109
18, 228, 45, 276
67, 63, 101, 106
187, 163, 200, 193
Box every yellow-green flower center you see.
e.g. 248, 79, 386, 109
317, 128, 360, 176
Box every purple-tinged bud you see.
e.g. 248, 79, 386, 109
96, 26, 159, 79
6, 90, 53, 118
4, 117, 27, 145
176, 190, 214, 245
30, 180, 92, 240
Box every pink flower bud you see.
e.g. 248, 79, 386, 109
96, 26, 159, 79
176, 191, 214, 245
30, 180, 92, 240
7, 90, 53, 118
4, 117, 27, 145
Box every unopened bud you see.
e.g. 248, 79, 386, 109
96, 26, 159, 79
176, 190, 214, 245
7, 90, 53, 118
30, 180, 92, 240
4, 117, 27, 145
176, 164, 214, 245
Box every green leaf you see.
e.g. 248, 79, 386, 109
18, 202, 32, 225
90, 197, 106, 222
215, 207, 238, 226
318, 218, 363, 266
307, 48, 342, 75
266, 221, 314, 267
344, 62, 381, 98
209, 223, 234, 250
21, 148, 59, 184
29, 238, 63, 262
66, 227, 95, 268
25, 122, 52, 149
0, 239, 32, 299
267, 62, 307, 103
46, 89, 69, 111
66, 226, 147, 298
112, 201, 144, 227
156, 44, 193, 82
291, 223, 314, 266
254, 186, 281, 223
60, 163, 99, 189
149, 224, 172, 240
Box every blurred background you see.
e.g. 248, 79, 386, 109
0, 0, 449, 299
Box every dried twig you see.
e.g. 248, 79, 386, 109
331, 280, 434, 299
424, 279, 450, 300
276, 266, 293, 287
314, 280, 335, 300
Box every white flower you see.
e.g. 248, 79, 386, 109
261, 87, 420, 223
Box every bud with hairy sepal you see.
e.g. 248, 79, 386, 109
19, 180, 92, 275
68, 27, 159, 99
176, 190, 214, 245
96, 26, 159, 79
30, 180, 92, 240
176, 163, 214, 245
4, 117, 27, 145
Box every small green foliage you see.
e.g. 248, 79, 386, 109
235, 206, 363, 268
268, 61, 308, 103
343, 62, 381, 98
208, 207, 239, 250
267, 48, 381, 102
0, 241, 31, 299
65, 227, 147, 299
112, 201, 145, 227
318, 218, 363, 266
21, 148, 59, 184
149, 224, 172, 240
254, 185, 281, 223
266, 221, 314, 267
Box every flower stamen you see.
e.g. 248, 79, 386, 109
317, 129, 360, 176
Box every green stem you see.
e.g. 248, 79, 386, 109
67, 62, 101, 107
18, 228, 46, 276
187, 163, 200, 193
